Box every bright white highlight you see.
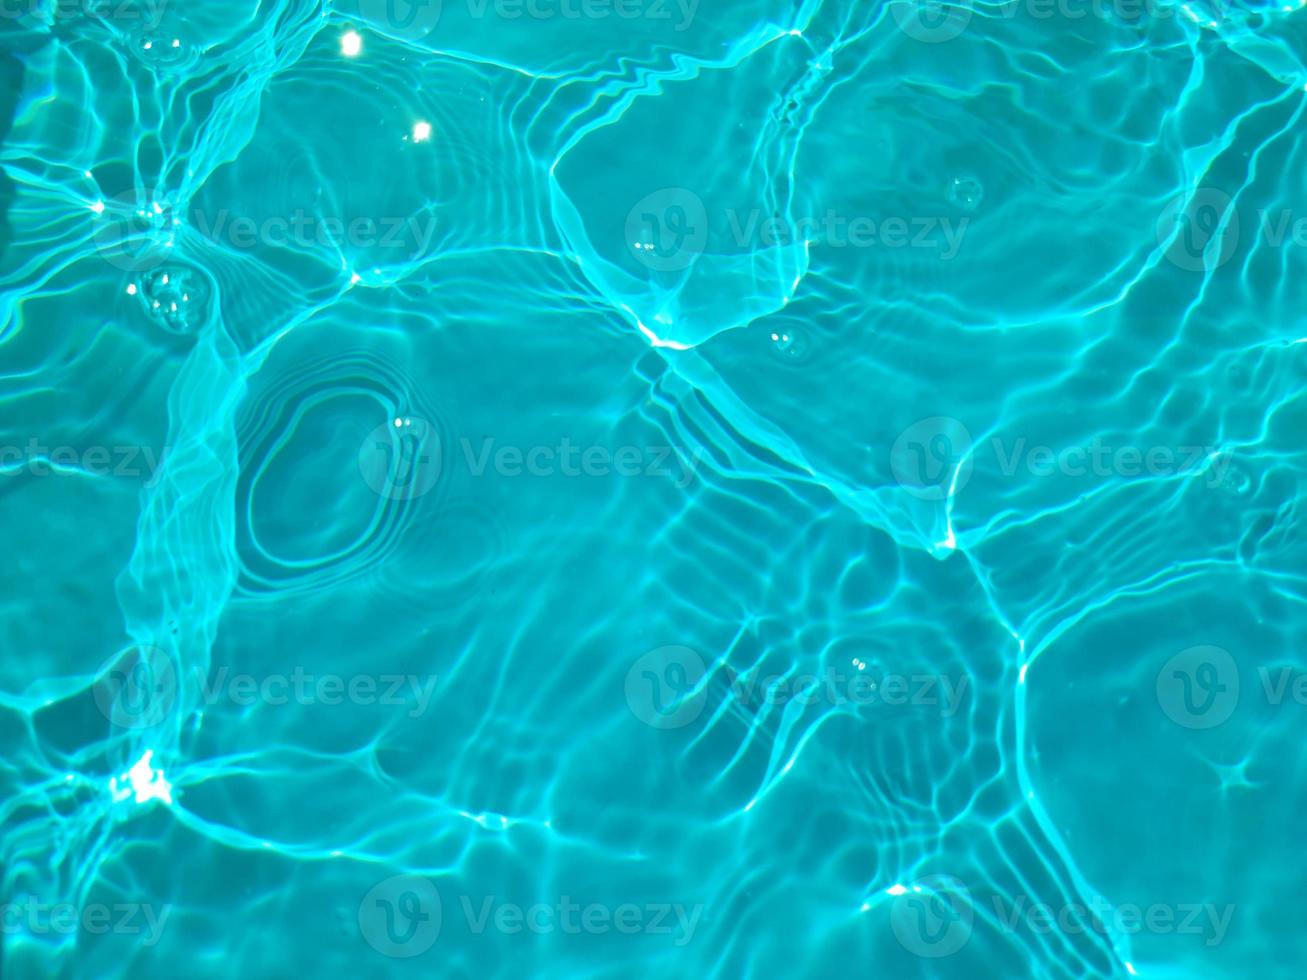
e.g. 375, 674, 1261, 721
109, 750, 173, 806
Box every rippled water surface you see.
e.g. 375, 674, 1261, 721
3, 0, 1307, 976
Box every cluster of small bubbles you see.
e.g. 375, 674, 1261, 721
1216, 456, 1253, 495
130, 29, 193, 70
947, 174, 984, 211
133, 264, 212, 333
768, 326, 812, 363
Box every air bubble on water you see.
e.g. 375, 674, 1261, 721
134, 263, 214, 334
769, 327, 810, 362
948, 174, 984, 211
130, 27, 193, 70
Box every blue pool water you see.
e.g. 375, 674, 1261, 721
2, 0, 1307, 976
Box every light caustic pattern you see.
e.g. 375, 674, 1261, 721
1, 0, 1306, 977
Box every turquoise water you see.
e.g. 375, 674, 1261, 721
2, 0, 1307, 976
